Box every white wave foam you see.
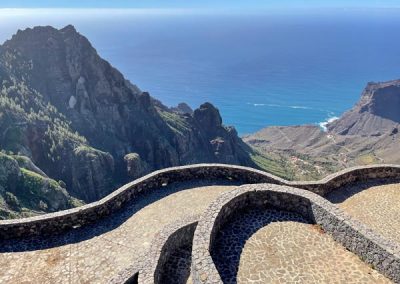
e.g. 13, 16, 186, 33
289, 105, 312, 109
319, 116, 339, 132
248, 103, 311, 109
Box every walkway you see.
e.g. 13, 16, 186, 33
212, 208, 390, 283
327, 181, 400, 245
0, 180, 239, 283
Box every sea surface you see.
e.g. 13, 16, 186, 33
1, 9, 400, 134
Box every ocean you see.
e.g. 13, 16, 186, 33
1, 9, 400, 134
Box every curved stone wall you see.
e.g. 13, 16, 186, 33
295, 164, 400, 196
109, 215, 198, 284
139, 215, 198, 284
191, 184, 400, 283
0, 163, 399, 240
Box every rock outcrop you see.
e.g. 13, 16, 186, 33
170, 102, 193, 114
0, 25, 255, 215
124, 153, 149, 180
244, 79, 400, 180
70, 146, 115, 202
327, 80, 400, 136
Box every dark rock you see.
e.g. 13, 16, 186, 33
171, 103, 193, 115
194, 102, 223, 133
0, 25, 255, 215
0, 153, 20, 192
124, 153, 149, 179
70, 146, 115, 202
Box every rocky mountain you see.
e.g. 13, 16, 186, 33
244, 79, 400, 180
0, 25, 256, 218
4, 24, 397, 219
327, 80, 400, 136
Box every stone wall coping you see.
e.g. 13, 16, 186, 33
0, 163, 399, 239
138, 214, 199, 284
290, 164, 400, 185
191, 184, 400, 283
109, 215, 199, 284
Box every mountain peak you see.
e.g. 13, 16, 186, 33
3, 24, 89, 51
328, 79, 400, 135
60, 24, 77, 33
7, 25, 62, 44
0, 25, 254, 210
194, 102, 223, 129
360, 80, 400, 122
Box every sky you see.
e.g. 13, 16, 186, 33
0, 0, 399, 10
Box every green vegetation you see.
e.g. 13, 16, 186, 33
0, 72, 92, 218
74, 145, 108, 157
0, 152, 20, 191
0, 79, 87, 161
0, 152, 83, 219
4, 191, 20, 210
249, 148, 342, 181
157, 108, 191, 135
357, 153, 378, 165
250, 151, 294, 180
18, 167, 84, 210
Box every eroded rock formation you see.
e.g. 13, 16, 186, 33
0, 25, 255, 216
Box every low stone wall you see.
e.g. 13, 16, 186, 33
138, 215, 198, 284
293, 164, 400, 196
191, 184, 400, 283
0, 163, 399, 240
109, 215, 198, 284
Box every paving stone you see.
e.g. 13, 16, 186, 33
328, 181, 400, 245
212, 208, 391, 283
0, 180, 238, 283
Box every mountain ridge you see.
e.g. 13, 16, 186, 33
0, 25, 257, 218
1, 24, 398, 218
245, 78, 400, 180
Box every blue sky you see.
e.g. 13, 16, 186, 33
0, 0, 399, 9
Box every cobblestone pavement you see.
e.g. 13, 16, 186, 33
0, 180, 239, 284
327, 181, 400, 245
159, 245, 193, 284
212, 208, 390, 284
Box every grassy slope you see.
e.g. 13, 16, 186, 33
0, 152, 83, 219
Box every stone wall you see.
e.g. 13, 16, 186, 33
293, 164, 400, 196
191, 184, 400, 283
139, 215, 198, 284
109, 215, 198, 284
0, 163, 399, 240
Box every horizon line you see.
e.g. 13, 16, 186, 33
1, 6, 400, 14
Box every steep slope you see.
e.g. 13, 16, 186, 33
244, 79, 400, 180
327, 80, 400, 135
0, 152, 82, 219
0, 25, 255, 215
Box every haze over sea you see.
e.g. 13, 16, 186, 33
1, 8, 400, 134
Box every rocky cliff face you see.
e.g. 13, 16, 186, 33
327, 80, 400, 136
0, 25, 255, 214
244, 79, 400, 180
